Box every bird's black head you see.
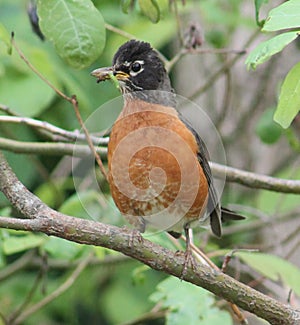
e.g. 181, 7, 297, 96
91, 40, 174, 104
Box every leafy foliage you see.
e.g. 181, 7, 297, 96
150, 276, 233, 325
274, 62, 300, 129
247, 0, 300, 128
254, 0, 268, 26
237, 252, 300, 296
2, 231, 46, 255
245, 32, 298, 70
37, 0, 106, 69
0, 22, 12, 54
255, 107, 283, 144
262, 0, 300, 32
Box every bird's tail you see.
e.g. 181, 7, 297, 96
221, 207, 245, 222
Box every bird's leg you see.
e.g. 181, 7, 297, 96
181, 224, 197, 279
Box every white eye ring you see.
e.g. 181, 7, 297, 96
131, 62, 142, 72
130, 60, 144, 76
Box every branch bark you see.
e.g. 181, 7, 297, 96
211, 162, 300, 194
0, 151, 299, 324
0, 137, 106, 157
0, 115, 108, 144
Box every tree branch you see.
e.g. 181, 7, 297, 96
165, 47, 246, 72
0, 115, 108, 145
211, 162, 300, 194
0, 152, 299, 324
0, 250, 35, 281
0, 137, 106, 157
104, 23, 135, 40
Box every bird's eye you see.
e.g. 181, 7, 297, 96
131, 62, 142, 73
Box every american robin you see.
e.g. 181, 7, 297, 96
91, 40, 243, 265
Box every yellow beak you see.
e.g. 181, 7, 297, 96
91, 67, 129, 83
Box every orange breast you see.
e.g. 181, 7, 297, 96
107, 100, 208, 233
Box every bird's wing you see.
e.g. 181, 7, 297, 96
178, 113, 222, 237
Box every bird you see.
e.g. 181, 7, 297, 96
91, 40, 244, 270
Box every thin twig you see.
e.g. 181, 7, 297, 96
29, 254, 131, 270
0, 250, 35, 281
70, 96, 108, 180
211, 162, 300, 194
0, 116, 108, 145
165, 48, 185, 72
172, 0, 184, 46
0, 104, 19, 116
0, 137, 106, 157
221, 249, 259, 274
8, 261, 46, 324
104, 23, 135, 40
11, 33, 70, 101
166, 48, 246, 72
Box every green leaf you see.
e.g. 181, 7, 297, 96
0, 22, 12, 54
255, 108, 283, 144
254, 0, 268, 27
274, 62, 300, 128
37, 0, 106, 69
263, 0, 300, 32
3, 233, 46, 255
285, 128, 300, 152
245, 31, 298, 70
138, 0, 160, 23
121, 0, 134, 14
132, 265, 151, 285
34, 178, 74, 208
59, 191, 100, 219
150, 277, 233, 325
237, 252, 300, 296
43, 237, 83, 259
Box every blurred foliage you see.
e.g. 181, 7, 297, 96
255, 107, 283, 144
237, 252, 300, 296
274, 61, 300, 128
0, 0, 299, 324
150, 277, 233, 325
246, 0, 300, 128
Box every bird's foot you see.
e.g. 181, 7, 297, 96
180, 248, 197, 280
121, 226, 144, 248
